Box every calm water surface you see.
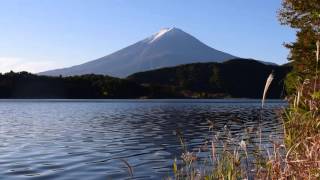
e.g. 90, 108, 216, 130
0, 99, 286, 179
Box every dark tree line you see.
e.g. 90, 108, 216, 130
0, 71, 146, 98
0, 59, 291, 99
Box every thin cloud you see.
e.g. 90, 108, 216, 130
0, 57, 62, 73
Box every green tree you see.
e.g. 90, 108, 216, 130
279, 0, 320, 88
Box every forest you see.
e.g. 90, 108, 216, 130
0, 58, 291, 99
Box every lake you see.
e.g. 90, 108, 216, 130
0, 99, 286, 179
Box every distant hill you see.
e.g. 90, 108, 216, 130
39, 28, 236, 78
128, 59, 292, 98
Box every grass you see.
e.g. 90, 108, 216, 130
170, 120, 286, 179
281, 77, 320, 178
169, 42, 320, 179
280, 40, 320, 179
169, 85, 319, 179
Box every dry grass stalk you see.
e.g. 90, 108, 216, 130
262, 72, 274, 108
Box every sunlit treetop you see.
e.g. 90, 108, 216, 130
279, 0, 320, 34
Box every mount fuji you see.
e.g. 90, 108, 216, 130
40, 28, 237, 77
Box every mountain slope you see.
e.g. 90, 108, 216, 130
40, 28, 236, 78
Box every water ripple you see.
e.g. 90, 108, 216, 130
0, 99, 286, 179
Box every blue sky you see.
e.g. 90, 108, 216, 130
0, 0, 295, 73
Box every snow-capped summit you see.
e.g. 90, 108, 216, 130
148, 28, 174, 43
40, 28, 237, 77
